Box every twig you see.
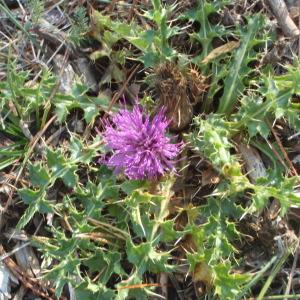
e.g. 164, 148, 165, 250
0, 245, 67, 300
267, 120, 299, 177
265, 137, 290, 175
107, 0, 118, 13
128, 0, 138, 21
87, 217, 130, 240
168, 273, 185, 300
45, 125, 66, 146
105, 64, 140, 115
159, 272, 168, 299
288, 131, 300, 141
284, 244, 300, 299
266, 0, 300, 37
0, 242, 31, 262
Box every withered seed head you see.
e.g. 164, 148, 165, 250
154, 62, 208, 131
154, 62, 193, 131
187, 66, 209, 105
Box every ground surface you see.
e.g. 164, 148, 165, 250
1, 0, 300, 299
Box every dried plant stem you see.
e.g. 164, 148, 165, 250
267, 120, 299, 177
266, 0, 300, 37
0, 245, 66, 300
284, 242, 300, 299
106, 64, 140, 116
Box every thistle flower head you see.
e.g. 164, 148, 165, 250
103, 105, 181, 180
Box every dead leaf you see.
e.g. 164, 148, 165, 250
0, 262, 18, 300
267, 200, 281, 220
14, 242, 40, 277
237, 143, 267, 183
193, 261, 213, 287
53, 54, 76, 94
201, 41, 240, 64
201, 168, 220, 186
290, 6, 300, 19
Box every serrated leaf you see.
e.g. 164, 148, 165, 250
28, 163, 50, 187
214, 262, 249, 300
75, 181, 119, 216
140, 52, 161, 67
116, 275, 148, 300
70, 136, 97, 164
62, 166, 78, 188
18, 188, 44, 205
235, 95, 270, 138
121, 180, 147, 195
217, 15, 264, 114
160, 219, 180, 242
17, 202, 39, 229
126, 241, 151, 274
81, 103, 99, 124
54, 101, 70, 122
189, 114, 234, 170
17, 188, 53, 228
75, 283, 115, 300
83, 250, 123, 283
252, 187, 271, 211
186, 0, 229, 63
131, 205, 147, 238
47, 148, 78, 188
126, 240, 171, 274
53, 83, 101, 123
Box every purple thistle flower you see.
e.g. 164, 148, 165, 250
102, 105, 181, 180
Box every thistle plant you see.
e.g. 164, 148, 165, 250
5, 0, 300, 299
91, 0, 182, 67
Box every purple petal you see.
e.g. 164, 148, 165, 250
101, 104, 182, 180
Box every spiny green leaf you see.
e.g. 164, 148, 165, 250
121, 180, 147, 195
17, 188, 53, 228
214, 262, 250, 300
217, 15, 265, 115
189, 114, 235, 169
83, 250, 123, 283
18, 188, 45, 205
160, 219, 181, 242
126, 240, 171, 274
75, 282, 115, 300
46, 148, 78, 188
53, 83, 108, 123
234, 95, 270, 138
186, 0, 229, 62
253, 176, 300, 215
116, 275, 148, 300
259, 66, 300, 131
75, 181, 119, 216
69, 136, 97, 164
28, 163, 50, 187
17, 202, 39, 229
